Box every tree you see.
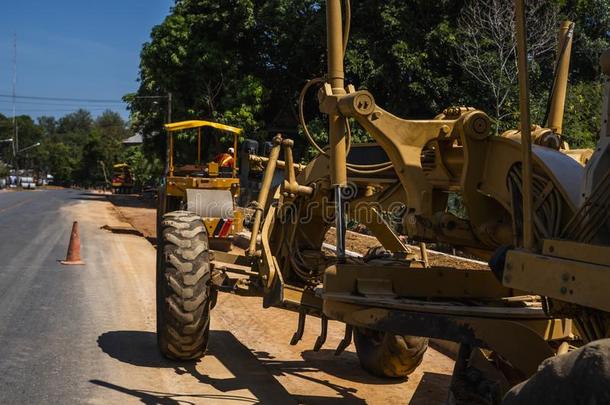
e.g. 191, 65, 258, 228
95, 110, 128, 136
0, 161, 8, 178
129, 0, 263, 151
455, 0, 559, 132
129, 0, 468, 159
563, 0, 610, 82
73, 111, 129, 185
123, 145, 163, 188
130, 1, 609, 160
37, 116, 57, 136
0, 114, 15, 164
562, 81, 604, 148
0, 114, 43, 169
57, 109, 94, 135
558, 0, 610, 146
37, 141, 80, 183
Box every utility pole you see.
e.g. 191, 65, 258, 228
12, 33, 17, 158
13, 124, 19, 173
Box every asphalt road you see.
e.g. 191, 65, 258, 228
0, 189, 453, 404
0, 189, 88, 402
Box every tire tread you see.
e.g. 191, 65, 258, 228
157, 210, 211, 360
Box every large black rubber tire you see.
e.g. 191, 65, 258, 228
354, 328, 429, 378
156, 210, 211, 360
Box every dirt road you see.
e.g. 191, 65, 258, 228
0, 190, 453, 403
105, 192, 456, 404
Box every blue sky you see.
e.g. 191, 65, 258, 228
0, 0, 173, 121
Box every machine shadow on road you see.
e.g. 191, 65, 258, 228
106, 193, 157, 209
298, 349, 405, 385
89, 380, 256, 405
70, 192, 110, 202
70, 192, 156, 210
408, 373, 452, 404
96, 330, 372, 404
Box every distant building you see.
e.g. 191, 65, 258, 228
123, 133, 143, 146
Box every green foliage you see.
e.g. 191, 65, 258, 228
57, 109, 93, 135
129, 0, 264, 156
37, 116, 58, 136
129, 0, 609, 161
455, 0, 560, 134
214, 75, 266, 134
0, 161, 8, 177
37, 142, 80, 183
562, 81, 604, 148
130, 0, 472, 159
123, 146, 163, 187
564, 0, 610, 81
297, 117, 327, 162
0, 109, 137, 185
297, 117, 372, 162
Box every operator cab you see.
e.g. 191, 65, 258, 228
164, 120, 242, 179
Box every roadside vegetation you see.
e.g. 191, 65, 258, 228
0, 110, 160, 187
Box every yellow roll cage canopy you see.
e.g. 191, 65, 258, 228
163, 120, 243, 177
164, 120, 243, 135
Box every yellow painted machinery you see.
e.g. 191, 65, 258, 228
111, 163, 134, 194
497, 48, 610, 403
155, 1, 608, 402
159, 120, 244, 245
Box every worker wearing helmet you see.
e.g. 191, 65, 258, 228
215, 147, 235, 168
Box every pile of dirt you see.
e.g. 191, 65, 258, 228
325, 228, 488, 270
108, 194, 488, 271
106, 194, 157, 240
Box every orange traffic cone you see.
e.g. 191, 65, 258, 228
61, 221, 85, 265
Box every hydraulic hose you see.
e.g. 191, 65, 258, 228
297, 0, 392, 174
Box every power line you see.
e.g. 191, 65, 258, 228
0, 108, 121, 113
0, 94, 125, 104
0, 100, 125, 107
0, 94, 169, 104
128, 95, 171, 99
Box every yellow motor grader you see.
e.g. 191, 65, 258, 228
155, 1, 609, 402
111, 163, 134, 194
158, 120, 244, 245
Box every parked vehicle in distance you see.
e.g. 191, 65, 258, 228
20, 177, 36, 190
